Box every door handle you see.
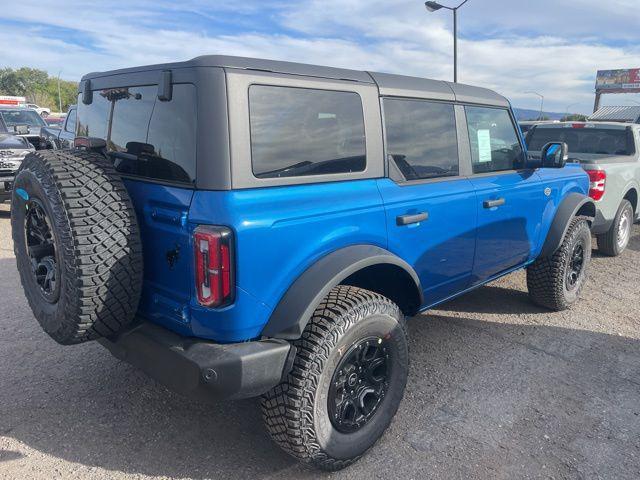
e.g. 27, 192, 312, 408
396, 212, 428, 226
483, 198, 506, 209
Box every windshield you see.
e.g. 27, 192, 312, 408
527, 126, 635, 156
0, 109, 47, 128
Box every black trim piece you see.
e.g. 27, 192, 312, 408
261, 244, 423, 339
158, 70, 172, 101
539, 193, 595, 258
98, 321, 291, 401
81, 79, 92, 105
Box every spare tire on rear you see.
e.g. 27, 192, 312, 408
11, 150, 143, 345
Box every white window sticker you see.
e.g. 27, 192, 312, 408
477, 129, 492, 163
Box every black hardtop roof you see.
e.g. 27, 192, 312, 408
81, 54, 509, 107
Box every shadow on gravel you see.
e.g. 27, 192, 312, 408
437, 284, 548, 315
1, 256, 640, 479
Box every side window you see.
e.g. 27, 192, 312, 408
77, 85, 197, 184
249, 85, 366, 179
64, 109, 76, 133
465, 106, 524, 174
108, 86, 156, 152
384, 98, 458, 181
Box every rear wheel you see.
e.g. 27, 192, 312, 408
261, 286, 408, 471
597, 199, 633, 257
11, 150, 143, 345
527, 217, 591, 311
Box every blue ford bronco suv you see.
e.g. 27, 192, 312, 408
11, 56, 595, 470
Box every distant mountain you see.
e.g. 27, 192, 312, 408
513, 107, 567, 121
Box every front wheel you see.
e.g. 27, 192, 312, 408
527, 217, 591, 311
261, 286, 408, 471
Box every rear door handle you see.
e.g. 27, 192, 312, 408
483, 198, 506, 209
396, 212, 428, 226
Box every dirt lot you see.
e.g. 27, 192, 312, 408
0, 202, 639, 480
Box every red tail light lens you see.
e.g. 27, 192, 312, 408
585, 170, 606, 201
194, 226, 234, 308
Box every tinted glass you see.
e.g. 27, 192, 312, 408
76, 84, 196, 184
64, 109, 76, 133
0, 109, 47, 127
77, 92, 110, 139
384, 99, 458, 180
466, 107, 523, 173
527, 126, 635, 156
249, 85, 366, 178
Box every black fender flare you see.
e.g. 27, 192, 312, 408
539, 192, 595, 258
261, 245, 423, 340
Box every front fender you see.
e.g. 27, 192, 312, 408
261, 244, 422, 339
539, 193, 595, 258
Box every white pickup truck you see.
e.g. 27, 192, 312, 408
527, 121, 639, 256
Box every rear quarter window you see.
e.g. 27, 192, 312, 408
76, 83, 196, 184
249, 85, 366, 179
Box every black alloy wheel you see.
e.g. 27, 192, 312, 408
328, 337, 390, 433
565, 241, 585, 290
24, 199, 59, 302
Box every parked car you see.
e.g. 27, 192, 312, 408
0, 107, 47, 149
40, 105, 76, 149
0, 116, 35, 202
526, 121, 639, 256
10, 56, 595, 470
45, 116, 65, 127
26, 103, 51, 117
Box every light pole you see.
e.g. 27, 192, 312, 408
425, 0, 471, 83
565, 102, 579, 119
525, 91, 544, 120
57, 70, 62, 113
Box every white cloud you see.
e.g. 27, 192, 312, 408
1, 0, 640, 113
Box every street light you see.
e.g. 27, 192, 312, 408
565, 102, 580, 119
525, 91, 545, 121
424, 0, 472, 83
57, 70, 62, 113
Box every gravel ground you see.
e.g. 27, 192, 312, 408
0, 201, 639, 480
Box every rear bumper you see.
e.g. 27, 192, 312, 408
98, 321, 292, 401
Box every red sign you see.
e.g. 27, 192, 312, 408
0, 96, 26, 106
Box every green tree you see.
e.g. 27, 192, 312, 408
561, 114, 588, 122
0, 67, 78, 112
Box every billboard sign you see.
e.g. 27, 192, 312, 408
595, 69, 640, 93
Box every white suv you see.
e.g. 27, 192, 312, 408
26, 103, 51, 117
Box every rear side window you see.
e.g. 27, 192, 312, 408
64, 109, 76, 133
249, 85, 366, 179
76, 84, 196, 184
384, 98, 458, 180
465, 106, 524, 174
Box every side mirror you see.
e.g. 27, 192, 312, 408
14, 124, 29, 135
540, 142, 568, 168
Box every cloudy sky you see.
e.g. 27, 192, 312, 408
2, 0, 640, 113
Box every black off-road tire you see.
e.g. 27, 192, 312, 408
527, 217, 591, 311
11, 150, 143, 345
261, 285, 409, 471
596, 199, 634, 257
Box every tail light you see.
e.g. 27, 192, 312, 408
586, 170, 606, 201
194, 225, 234, 308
